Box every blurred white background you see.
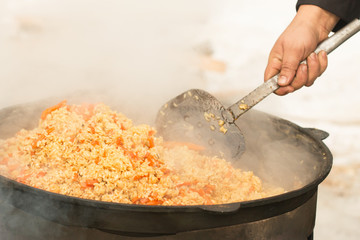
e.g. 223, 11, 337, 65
0, 0, 359, 239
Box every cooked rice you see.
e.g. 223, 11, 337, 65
0, 101, 283, 205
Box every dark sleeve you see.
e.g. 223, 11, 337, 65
296, 0, 360, 31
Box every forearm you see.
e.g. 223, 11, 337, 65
294, 5, 340, 40
297, 0, 360, 31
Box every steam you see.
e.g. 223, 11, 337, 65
0, 0, 218, 123
233, 110, 330, 191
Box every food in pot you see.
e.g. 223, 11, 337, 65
0, 101, 283, 205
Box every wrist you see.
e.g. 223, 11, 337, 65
296, 5, 340, 38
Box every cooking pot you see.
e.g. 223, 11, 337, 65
0, 99, 332, 239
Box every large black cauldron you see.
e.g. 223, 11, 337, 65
0, 100, 332, 240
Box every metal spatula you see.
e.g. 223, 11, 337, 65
156, 18, 360, 159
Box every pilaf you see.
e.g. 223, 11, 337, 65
0, 101, 283, 205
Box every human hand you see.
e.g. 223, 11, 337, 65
264, 5, 339, 95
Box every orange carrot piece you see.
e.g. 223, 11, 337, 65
132, 197, 164, 205
146, 199, 164, 205
36, 171, 47, 178
41, 100, 67, 120
178, 189, 186, 197
32, 134, 46, 149
124, 150, 137, 160
133, 173, 149, 181
111, 114, 118, 124
148, 137, 155, 148
81, 179, 99, 188
91, 140, 100, 146
45, 126, 55, 134
89, 125, 96, 134
160, 168, 171, 175
144, 153, 155, 166
85, 179, 99, 187
72, 172, 79, 182
131, 196, 140, 203
116, 136, 124, 146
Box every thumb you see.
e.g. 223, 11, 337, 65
264, 57, 282, 82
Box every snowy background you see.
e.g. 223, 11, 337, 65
0, 0, 359, 239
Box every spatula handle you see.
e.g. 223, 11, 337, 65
228, 18, 360, 122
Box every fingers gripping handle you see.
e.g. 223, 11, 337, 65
228, 18, 360, 122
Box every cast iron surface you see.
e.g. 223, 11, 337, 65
0, 101, 333, 235
0, 191, 317, 239
0, 190, 317, 240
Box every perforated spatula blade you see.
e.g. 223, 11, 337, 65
156, 89, 245, 159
